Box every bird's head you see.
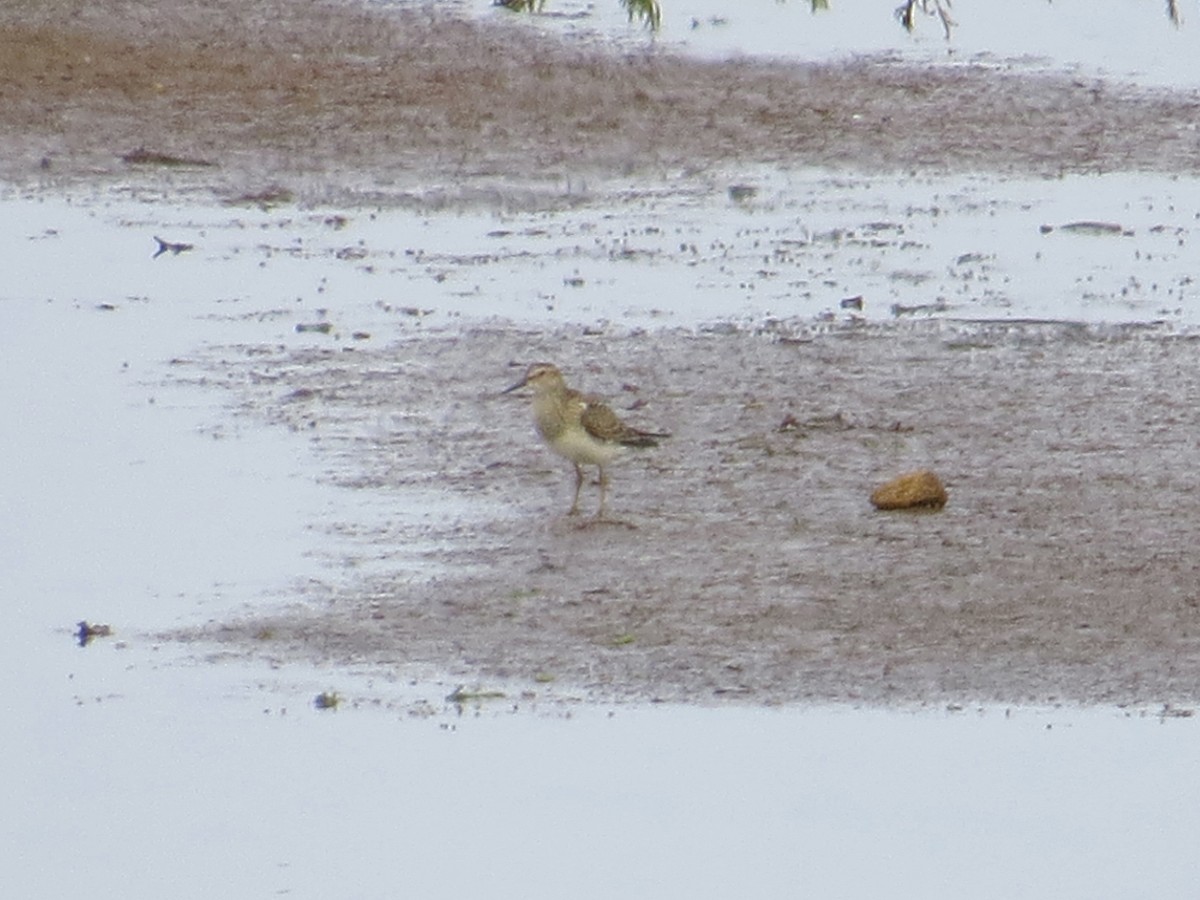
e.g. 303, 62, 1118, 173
502, 362, 564, 394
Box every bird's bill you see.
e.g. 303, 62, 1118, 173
501, 375, 527, 394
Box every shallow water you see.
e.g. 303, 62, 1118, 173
471, 0, 1200, 88
8, 169, 1197, 336
7, 647, 1200, 899
5, 179, 1200, 893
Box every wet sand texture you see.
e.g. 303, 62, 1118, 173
174, 322, 1200, 706
9, 0, 1200, 707
4, 0, 1200, 202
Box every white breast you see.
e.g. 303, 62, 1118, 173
548, 427, 621, 467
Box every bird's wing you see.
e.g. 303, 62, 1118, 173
579, 395, 630, 443
580, 394, 663, 446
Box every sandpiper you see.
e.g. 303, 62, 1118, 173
503, 362, 668, 518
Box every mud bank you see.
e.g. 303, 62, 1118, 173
4, 0, 1200, 205
169, 320, 1200, 706
10, 0, 1200, 708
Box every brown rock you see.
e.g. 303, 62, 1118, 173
870, 469, 948, 511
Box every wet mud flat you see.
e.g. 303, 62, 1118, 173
173, 320, 1200, 707
10, 0, 1200, 708
5, 0, 1200, 203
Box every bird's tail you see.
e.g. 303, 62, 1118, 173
620, 428, 670, 448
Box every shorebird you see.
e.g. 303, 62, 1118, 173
503, 363, 668, 518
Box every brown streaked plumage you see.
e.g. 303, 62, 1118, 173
503, 362, 668, 517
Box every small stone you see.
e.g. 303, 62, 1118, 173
870, 469, 948, 511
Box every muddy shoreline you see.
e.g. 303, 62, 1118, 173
170, 320, 1200, 707
5, 0, 1200, 205
8, 0, 1200, 707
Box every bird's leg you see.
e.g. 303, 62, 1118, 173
568, 463, 584, 516
596, 465, 609, 519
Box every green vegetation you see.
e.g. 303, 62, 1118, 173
446, 685, 507, 703
499, 1, 1186, 37
498, 0, 944, 35
498, 0, 662, 29
895, 0, 954, 39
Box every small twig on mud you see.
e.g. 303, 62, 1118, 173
153, 236, 195, 258
76, 620, 113, 647
121, 147, 215, 167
